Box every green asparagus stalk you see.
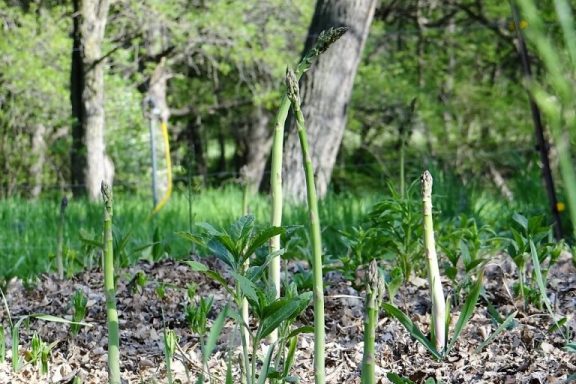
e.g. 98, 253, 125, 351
420, 171, 446, 352
361, 259, 385, 384
268, 27, 348, 342
286, 67, 326, 384
101, 182, 121, 384
56, 196, 67, 279
240, 167, 250, 352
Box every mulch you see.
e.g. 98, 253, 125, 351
0, 253, 574, 384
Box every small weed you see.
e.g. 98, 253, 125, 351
70, 290, 88, 336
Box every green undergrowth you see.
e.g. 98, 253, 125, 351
0, 173, 567, 285
0, 186, 373, 283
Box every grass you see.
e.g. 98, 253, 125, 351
0, 186, 375, 282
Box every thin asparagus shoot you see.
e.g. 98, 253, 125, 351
361, 259, 385, 384
101, 182, 121, 384
286, 67, 325, 384
268, 26, 347, 342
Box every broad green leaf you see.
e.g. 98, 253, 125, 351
203, 305, 228, 365
512, 213, 528, 231
78, 235, 102, 248
184, 260, 209, 272
214, 234, 240, 259
382, 303, 442, 360
245, 226, 285, 258
529, 240, 554, 314
205, 271, 235, 297
229, 215, 255, 247
196, 222, 224, 237
283, 334, 299, 377
446, 271, 483, 354
258, 293, 312, 340
32, 314, 92, 327
474, 311, 517, 353
176, 232, 206, 247
283, 325, 314, 340
386, 372, 415, 384
208, 239, 236, 268
460, 240, 471, 266
257, 343, 275, 384
230, 271, 260, 303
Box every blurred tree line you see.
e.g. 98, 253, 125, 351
0, 0, 565, 203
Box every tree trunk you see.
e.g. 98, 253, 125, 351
29, 123, 47, 198
70, 0, 112, 200
235, 106, 272, 190
281, 0, 377, 201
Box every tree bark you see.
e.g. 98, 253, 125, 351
70, 0, 113, 201
235, 106, 272, 190
29, 123, 47, 198
281, 0, 377, 201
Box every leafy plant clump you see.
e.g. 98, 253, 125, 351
180, 215, 311, 384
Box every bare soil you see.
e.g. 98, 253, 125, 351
1, 254, 574, 384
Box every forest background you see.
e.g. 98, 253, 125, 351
1, 0, 574, 269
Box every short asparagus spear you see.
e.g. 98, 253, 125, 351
421, 171, 446, 352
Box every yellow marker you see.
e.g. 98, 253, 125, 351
151, 120, 173, 215
556, 202, 566, 213
508, 19, 528, 31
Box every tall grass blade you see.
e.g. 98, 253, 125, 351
0, 325, 4, 363
382, 303, 442, 360
446, 271, 483, 354
101, 182, 121, 384
474, 311, 517, 353
257, 343, 276, 384
204, 304, 228, 363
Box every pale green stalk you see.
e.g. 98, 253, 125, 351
56, 196, 67, 279
101, 182, 121, 384
420, 171, 446, 352
268, 27, 348, 342
241, 172, 250, 352
361, 260, 385, 384
286, 67, 325, 384
0, 324, 4, 363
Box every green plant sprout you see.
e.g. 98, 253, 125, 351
27, 332, 55, 374
163, 329, 177, 384
367, 182, 423, 281
185, 296, 227, 383
101, 182, 121, 384
268, 26, 347, 343
2, 288, 91, 373
70, 289, 88, 336
361, 260, 385, 384
180, 216, 311, 384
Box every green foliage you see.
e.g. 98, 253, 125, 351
162, 329, 177, 384
504, 212, 563, 308
181, 215, 312, 384
366, 183, 423, 280
70, 290, 88, 336
382, 271, 484, 360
